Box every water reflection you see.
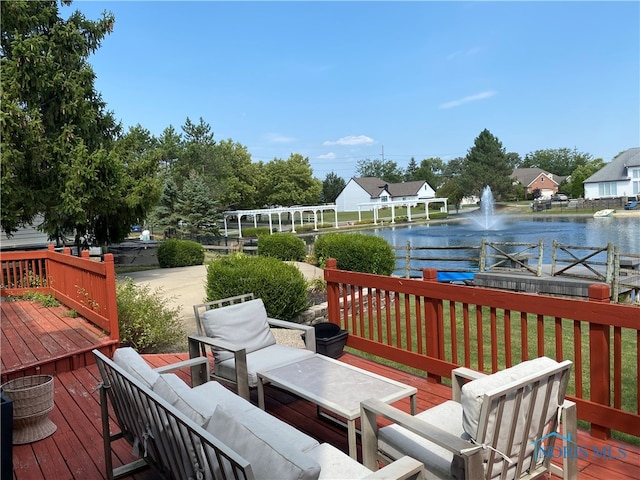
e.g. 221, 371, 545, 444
367, 216, 639, 272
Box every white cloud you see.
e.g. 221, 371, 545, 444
318, 152, 336, 159
446, 46, 482, 61
323, 135, 375, 146
439, 90, 497, 109
264, 133, 295, 143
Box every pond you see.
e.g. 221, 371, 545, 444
365, 215, 640, 274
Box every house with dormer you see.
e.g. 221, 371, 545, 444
335, 177, 436, 212
511, 168, 566, 199
583, 147, 640, 200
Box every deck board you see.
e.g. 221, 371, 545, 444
1, 301, 116, 381
5, 353, 639, 480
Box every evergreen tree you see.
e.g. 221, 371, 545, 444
1, 1, 159, 246
321, 172, 346, 203
462, 129, 513, 200
404, 158, 419, 181
176, 172, 219, 234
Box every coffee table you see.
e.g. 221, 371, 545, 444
256, 354, 417, 459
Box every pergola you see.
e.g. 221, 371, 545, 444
222, 205, 339, 238
357, 198, 449, 224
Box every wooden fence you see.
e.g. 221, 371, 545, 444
395, 240, 640, 301
0, 245, 119, 339
324, 258, 640, 440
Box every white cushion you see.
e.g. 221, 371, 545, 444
378, 400, 465, 480
113, 347, 159, 388
215, 344, 315, 387
200, 299, 276, 362
305, 443, 372, 480
206, 405, 321, 480
461, 356, 558, 440
232, 404, 319, 453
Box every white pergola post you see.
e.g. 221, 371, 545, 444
268, 214, 273, 234
223, 216, 229, 236
358, 207, 362, 223
253, 214, 257, 228
391, 204, 396, 224
290, 213, 296, 233
237, 215, 243, 238
334, 209, 338, 228
278, 213, 283, 232
313, 211, 318, 231
407, 203, 412, 222
425, 201, 430, 220
299, 211, 304, 227
373, 207, 378, 225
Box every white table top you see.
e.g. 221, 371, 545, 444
257, 354, 417, 420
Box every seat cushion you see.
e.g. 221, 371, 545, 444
304, 443, 372, 480
206, 405, 321, 480
215, 344, 315, 387
200, 299, 276, 362
378, 400, 465, 480
113, 347, 159, 388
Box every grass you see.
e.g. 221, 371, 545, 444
347, 294, 639, 445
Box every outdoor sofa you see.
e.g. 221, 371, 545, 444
94, 347, 425, 480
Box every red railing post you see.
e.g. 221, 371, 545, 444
422, 268, 442, 383
325, 258, 341, 327
588, 283, 611, 439
103, 253, 120, 341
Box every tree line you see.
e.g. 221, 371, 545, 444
1, 1, 607, 250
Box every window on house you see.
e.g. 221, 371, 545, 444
598, 182, 618, 197
381, 196, 388, 203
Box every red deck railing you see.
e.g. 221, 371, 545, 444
0, 245, 119, 339
324, 258, 640, 441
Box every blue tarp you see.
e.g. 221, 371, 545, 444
436, 271, 475, 282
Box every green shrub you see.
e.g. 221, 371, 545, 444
116, 277, 185, 353
257, 233, 306, 261
314, 233, 395, 275
157, 239, 204, 268
206, 254, 308, 321
242, 227, 272, 237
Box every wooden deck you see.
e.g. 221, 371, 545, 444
4, 352, 638, 480
1, 301, 117, 383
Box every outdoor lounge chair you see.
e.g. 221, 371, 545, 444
190, 293, 316, 400
361, 357, 577, 480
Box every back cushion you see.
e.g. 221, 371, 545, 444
206, 405, 321, 480
200, 299, 276, 362
460, 357, 559, 440
113, 347, 159, 388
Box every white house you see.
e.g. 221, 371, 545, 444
335, 177, 436, 212
583, 147, 640, 200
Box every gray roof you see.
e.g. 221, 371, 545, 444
353, 177, 388, 198
584, 147, 640, 184
352, 177, 431, 198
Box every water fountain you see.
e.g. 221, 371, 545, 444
471, 185, 503, 230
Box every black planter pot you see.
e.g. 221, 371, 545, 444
303, 322, 349, 359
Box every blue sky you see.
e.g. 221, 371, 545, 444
71, 1, 639, 180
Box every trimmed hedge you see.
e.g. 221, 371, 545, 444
157, 239, 204, 268
206, 254, 308, 321
257, 233, 306, 261
314, 233, 395, 275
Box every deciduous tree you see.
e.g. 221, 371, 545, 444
356, 158, 403, 183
